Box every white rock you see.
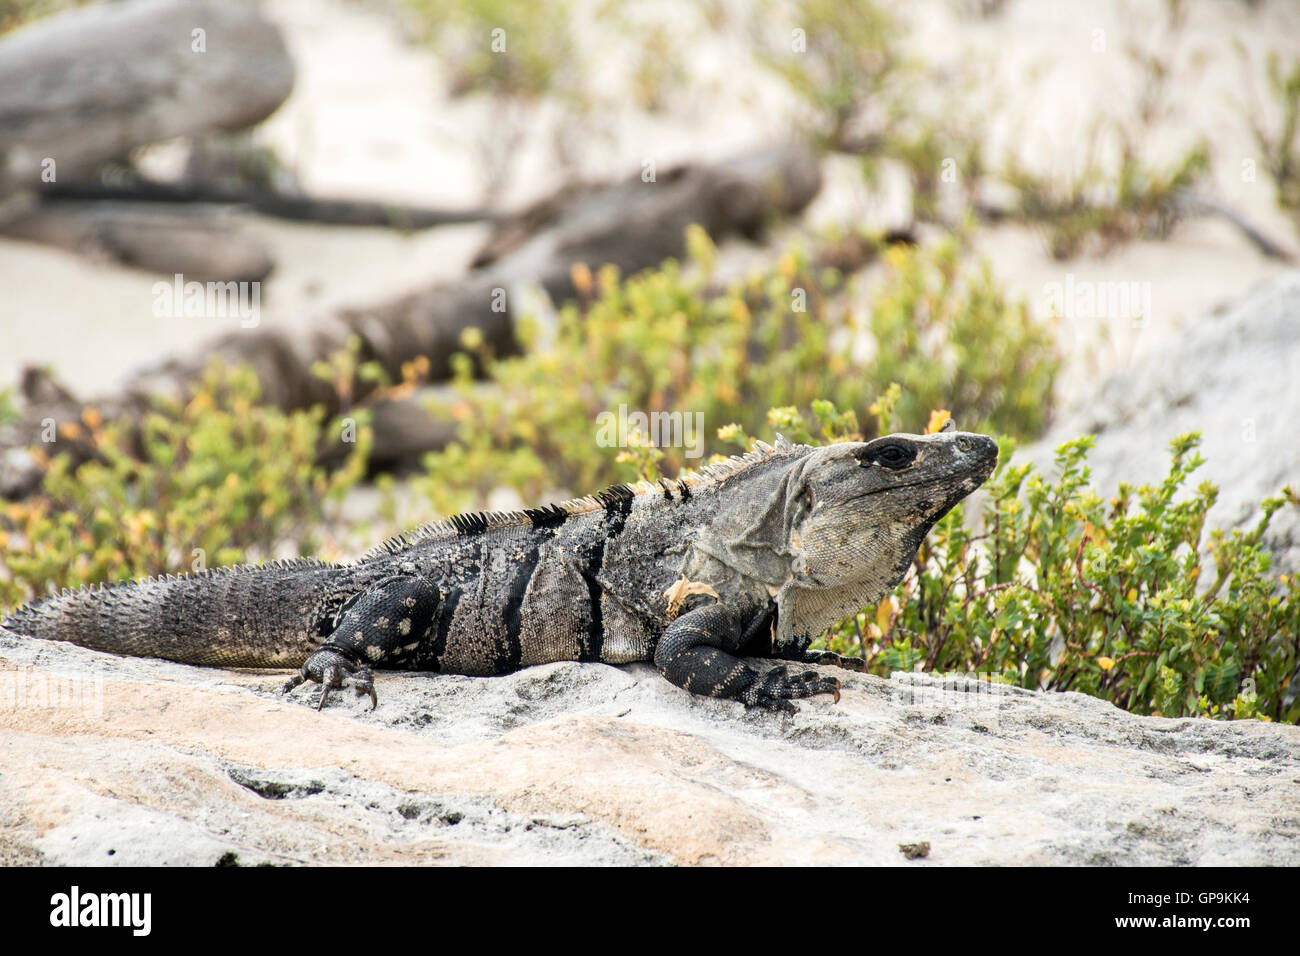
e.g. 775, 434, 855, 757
2, 632, 1295, 865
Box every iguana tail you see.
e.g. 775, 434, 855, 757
1, 560, 345, 668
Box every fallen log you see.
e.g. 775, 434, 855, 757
1173, 191, 1296, 263
40, 179, 499, 230
0, 200, 274, 282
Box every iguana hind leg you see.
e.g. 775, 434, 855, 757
653, 603, 840, 714
283, 572, 440, 710
283, 649, 376, 711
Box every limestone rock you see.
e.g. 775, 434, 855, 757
2, 632, 1295, 865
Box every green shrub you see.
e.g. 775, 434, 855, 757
996, 3, 1211, 259
414, 229, 1056, 513
405, 0, 579, 102
1001, 143, 1209, 260
1243, 51, 1300, 221
0, 0, 89, 34
783, 404, 1298, 724
758, 0, 908, 153
0, 362, 370, 608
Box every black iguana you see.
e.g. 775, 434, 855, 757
1, 426, 997, 713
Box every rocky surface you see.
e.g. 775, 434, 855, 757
2, 629, 1296, 866
1021, 270, 1300, 575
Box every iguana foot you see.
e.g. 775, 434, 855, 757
654, 603, 843, 715
741, 665, 840, 715
282, 648, 378, 710
802, 650, 867, 672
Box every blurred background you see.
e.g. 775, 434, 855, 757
2, 0, 1297, 403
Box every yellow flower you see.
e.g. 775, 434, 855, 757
875, 596, 895, 636
126, 514, 148, 540
1097, 656, 1115, 671
925, 409, 951, 434
570, 262, 592, 298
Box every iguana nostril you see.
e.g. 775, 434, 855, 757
957, 437, 974, 452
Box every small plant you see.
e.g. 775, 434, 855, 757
406, 0, 580, 102
997, 0, 1210, 259
0, 362, 371, 609
402, 0, 586, 199
401, 0, 695, 198
1000, 141, 1209, 260
754, 0, 993, 221
0, 0, 88, 33
1242, 50, 1300, 221
757, 0, 909, 154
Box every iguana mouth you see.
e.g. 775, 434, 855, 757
846, 466, 993, 504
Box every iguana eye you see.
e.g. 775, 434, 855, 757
857, 441, 916, 470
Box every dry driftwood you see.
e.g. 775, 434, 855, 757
0, 0, 294, 202
1173, 191, 1296, 263
1, 144, 823, 496
39, 178, 498, 230
0, 200, 274, 282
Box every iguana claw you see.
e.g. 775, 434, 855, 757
282, 648, 377, 710
743, 666, 841, 713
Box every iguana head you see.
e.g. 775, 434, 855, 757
688, 425, 998, 645
789, 427, 998, 591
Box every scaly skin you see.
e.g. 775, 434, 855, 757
2, 428, 997, 713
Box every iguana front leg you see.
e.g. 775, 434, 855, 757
653, 602, 840, 714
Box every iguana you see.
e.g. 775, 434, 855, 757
1, 425, 997, 713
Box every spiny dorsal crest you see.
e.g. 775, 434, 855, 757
362, 434, 810, 559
